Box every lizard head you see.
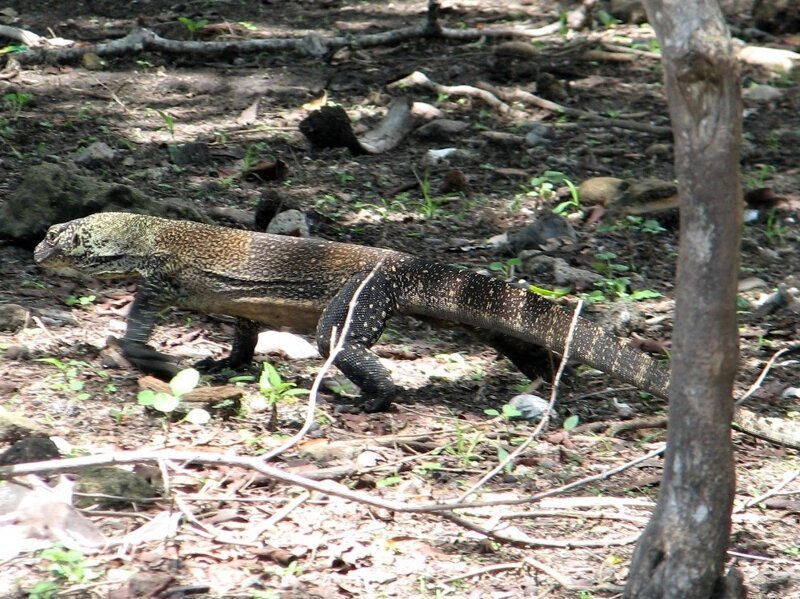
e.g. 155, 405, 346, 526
34, 212, 160, 278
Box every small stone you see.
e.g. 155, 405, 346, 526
266, 209, 310, 237
0, 303, 28, 332
524, 123, 553, 147
410, 102, 443, 120
73, 141, 116, 167
414, 119, 469, 141
169, 141, 211, 166
3, 345, 29, 360
743, 84, 784, 102
644, 143, 671, 156
255, 331, 318, 360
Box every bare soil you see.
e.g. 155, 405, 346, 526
0, 1, 799, 598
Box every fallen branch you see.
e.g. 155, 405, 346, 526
8, 18, 562, 66
389, 70, 511, 113
484, 84, 673, 137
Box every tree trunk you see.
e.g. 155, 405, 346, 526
625, 2, 743, 598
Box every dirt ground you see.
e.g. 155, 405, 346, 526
0, 1, 799, 598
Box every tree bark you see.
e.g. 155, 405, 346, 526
625, 2, 743, 598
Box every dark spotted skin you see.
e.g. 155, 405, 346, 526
33, 213, 800, 447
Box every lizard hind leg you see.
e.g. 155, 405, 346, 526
317, 270, 397, 412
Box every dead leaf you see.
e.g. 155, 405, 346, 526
237, 98, 259, 125
302, 90, 328, 111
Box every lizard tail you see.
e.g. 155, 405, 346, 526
398, 261, 670, 399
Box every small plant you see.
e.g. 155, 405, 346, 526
587, 252, 662, 302
445, 423, 484, 467
519, 171, 581, 214
744, 163, 776, 189
36, 358, 91, 401
598, 215, 666, 236
417, 170, 446, 218
3, 91, 32, 116
137, 368, 210, 424
338, 170, 355, 184
484, 403, 523, 422
155, 109, 176, 137
489, 257, 521, 280
178, 16, 209, 38
764, 208, 788, 245
64, 293, 96, 308
29, 546, 99, 597
552, 178, 581, 215
258, 362, 309, 429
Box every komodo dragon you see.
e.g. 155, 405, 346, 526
34, 212, 800, 449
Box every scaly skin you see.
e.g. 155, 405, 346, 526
34, 212, 799, 449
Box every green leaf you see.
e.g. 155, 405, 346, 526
184, 408, 211, 425
631, 289, 663, 300
563, 414, 580, 431
36, 357, 66, 370
137, 389, 156, 406
502, 404, 522, 419
260, 363, 283, 390
484, 408, 500, 417
528, 284, 571, 299
284, 388, 310, 396
170, 368, 200, 396
376, 475, 402, 488
152, 393, 180, 413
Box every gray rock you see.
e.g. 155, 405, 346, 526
0, 162, 211, 241
169, 141, 211, 166
73, 141, 116, 167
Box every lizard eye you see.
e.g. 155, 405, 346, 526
45, 229, 58, 245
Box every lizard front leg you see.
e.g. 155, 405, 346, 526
317, 270, 397, 412
115, 278, 182, 380
195, 317, 260, 372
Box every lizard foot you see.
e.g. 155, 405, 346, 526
195, 356, 256, 376
109, 337, 182, 381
